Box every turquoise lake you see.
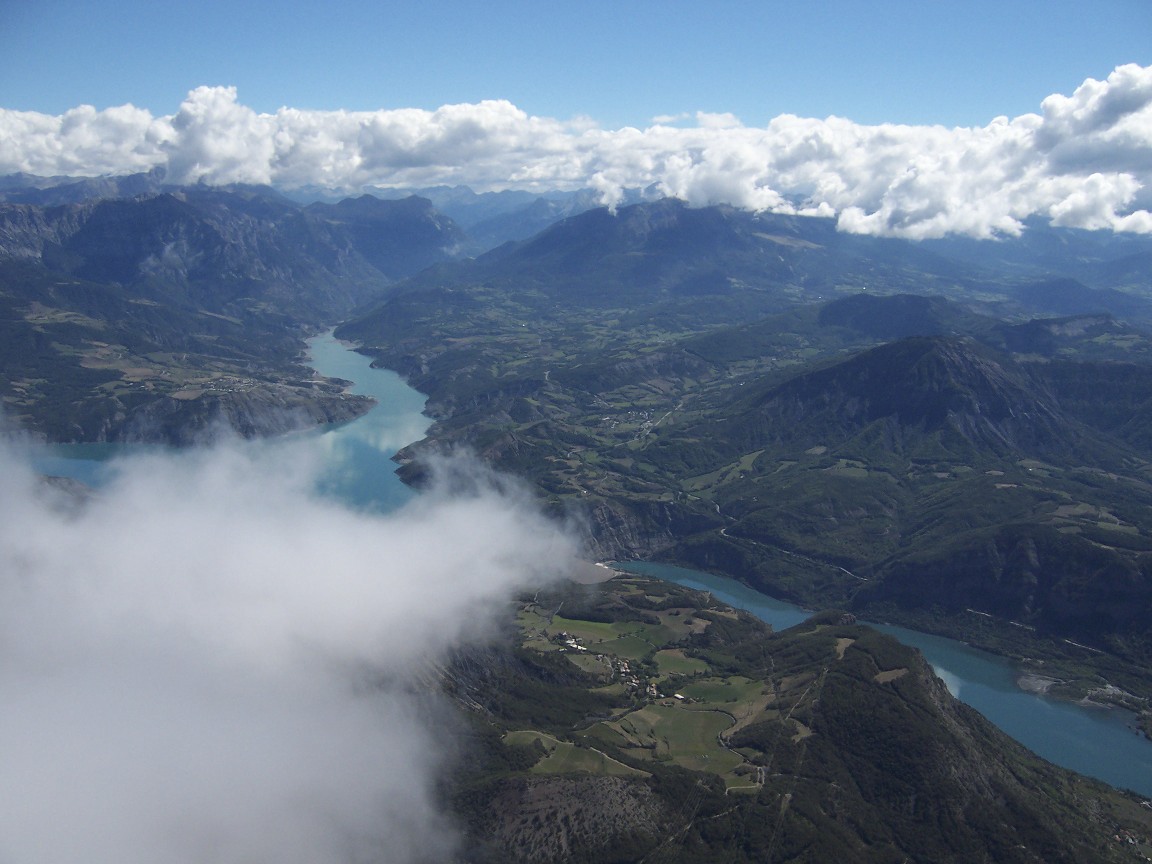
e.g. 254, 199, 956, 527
304, 331, 430, 511
32, 333, 1152, 798
616, 560, 1152, 797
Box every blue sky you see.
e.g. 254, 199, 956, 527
2, 0, 1149, 128
1, 0, 1151, 239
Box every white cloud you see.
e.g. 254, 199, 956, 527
164, 86, 276, 185
0, 102, 171, 177
1, 65, 1151, 238
0, 436, 579, 864
650, 112, 691, 125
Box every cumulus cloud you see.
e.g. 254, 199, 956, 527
1, 65, 1151, 238
0, 435, 579, 864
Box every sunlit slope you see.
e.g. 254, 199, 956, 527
338, 211, 1152, 682
0, 186, 463, 441
448, 576, 1152, 863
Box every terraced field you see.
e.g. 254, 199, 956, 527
515, 576, 800, 788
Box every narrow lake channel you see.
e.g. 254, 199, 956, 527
615, 561, 1152, 797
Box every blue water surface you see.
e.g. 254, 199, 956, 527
33, 334, 1152, 798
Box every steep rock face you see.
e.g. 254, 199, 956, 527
0, 187, 470, 321
18, 191, 385, 318
0, 169, 167, 206
576, 497, 715, 562
0, 203, 86, 259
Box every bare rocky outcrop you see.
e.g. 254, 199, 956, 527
474, 775, 667, 864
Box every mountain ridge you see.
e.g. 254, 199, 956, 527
446, 575, 1152, 863
716, 335, 1081, 461
335, 214, 1152, 688
0, 185, 469, 441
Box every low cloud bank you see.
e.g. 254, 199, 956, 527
2, 64, 1151, 238
0, 437, 579, 864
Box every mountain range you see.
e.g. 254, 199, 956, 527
0, 181, 470, 440
7, 179, 1152, 670
449, 573, 1152, 863
8, 176, 1152, 859
335, 200, 1152, 697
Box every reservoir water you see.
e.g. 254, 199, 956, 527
31, 333, 1152, 798
33, 332, 429, 511
617, 561, 1152, 797
304, 331, 430, 511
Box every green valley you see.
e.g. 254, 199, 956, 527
447, 574, 1152, 863
337, 202, 1152, 715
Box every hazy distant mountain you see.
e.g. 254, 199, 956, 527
364, 184, 609, 252
813, 292, 998, 340
348, 199, 1001, 336
462, 189, 607, 251
922, 218, 1152, 289
1010, 276, 1152, 320
304, 194, 467, 281
0, 169, 168, 205
367, 184, 550, 225
364, 183, 659, 229
363, 198, 1152, 328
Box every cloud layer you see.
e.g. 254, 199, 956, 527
0, 437, 578, 864
2, 64, 1151, 238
